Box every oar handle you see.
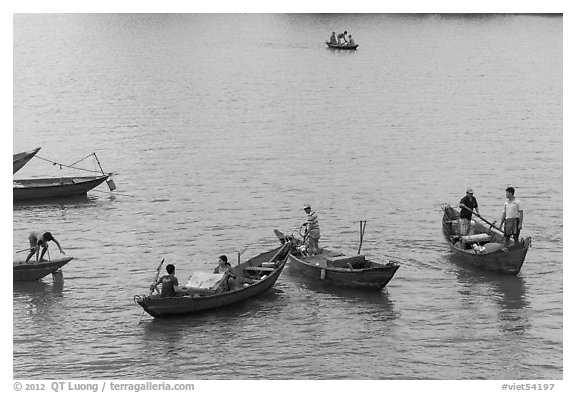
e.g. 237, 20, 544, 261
148, 259, 165, 295
460, 205, 504, 235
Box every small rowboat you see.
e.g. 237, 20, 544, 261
135, 243, 292, 318
13, 147, 40, 174
326, 42, 358, 50
441, 204, 531, 275
13, 175, 109, 201
13, 257, 73, 281
275, 229, 399, 290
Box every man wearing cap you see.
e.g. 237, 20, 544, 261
303, 205, 321, 255
458, 188, 480, 236
25, 231, 65, 263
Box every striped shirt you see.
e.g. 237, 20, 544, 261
307, 211, 320, 233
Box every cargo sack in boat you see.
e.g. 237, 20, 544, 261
460, 233, 491, 244
185, 271, 225, 289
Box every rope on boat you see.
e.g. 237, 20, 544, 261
35, 154, 114, 175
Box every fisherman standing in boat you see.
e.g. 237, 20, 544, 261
329, 32, 338, 45
303, 204, 321, 255
499, 186, 523, 246
337, 31, 348, 44
25, 231, 65, 263
150, 264, 182, 298
458, 188, 480, 236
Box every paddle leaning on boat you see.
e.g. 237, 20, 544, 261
134, 239, 295, 319
441, 187, 531, 275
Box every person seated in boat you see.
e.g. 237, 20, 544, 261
303, 204, 321, 255
337, 31, 348, 44
150, 264, 182, 298
213, 255, 232, 274
25, 231, 65, 263
347, 35, 355, 46
458, 188, 480, 236
226, 268, 257, 291
329, 32, 337, 44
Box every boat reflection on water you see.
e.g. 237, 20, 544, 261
451, 258, 529, 334
284, 265, 397, 320
13, 271, 65, 316
13, 194, 97, 209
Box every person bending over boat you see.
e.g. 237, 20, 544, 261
150, 264, 182, 298
213, 255, 232, 274
337, 31, 348, 44
329, 32, 338, 44
458, 188, 479, 236
303, 204, 321, 255
25, 231, 65, 263
499, 186, 523, 247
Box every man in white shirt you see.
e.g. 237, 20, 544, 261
499, 187, 523, 246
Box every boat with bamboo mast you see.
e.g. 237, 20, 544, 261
13, 152, 116, 201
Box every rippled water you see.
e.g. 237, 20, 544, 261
11, 14, 562, 380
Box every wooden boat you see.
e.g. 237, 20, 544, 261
134, 243, 292, 318
13, 175, 108, 201
13, 147, 40, 174
275, 229, 399, 290
326, 42, 358, 50
441, 204, 531, 275
13, 257, 73, 281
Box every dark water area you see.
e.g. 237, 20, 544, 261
10, 14, 562, 380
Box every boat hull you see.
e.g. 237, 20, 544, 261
136, 246, 290, 318
287, 253, 399, 290
442, 205, 530, 275
13, 148, 40, 174
326, 42, 358, 50
13, 257, 73, 281
13, 175, 108, 201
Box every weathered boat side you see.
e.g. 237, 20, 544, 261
13, 257, 73, 281
13, 175, 108, 201
441, 205, 530, 275
135, 245, 290, 318
13, 147, 40, 174
288, 252, 399, 290
326, 42, 358, 50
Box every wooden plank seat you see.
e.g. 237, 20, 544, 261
245, 267, 275, 272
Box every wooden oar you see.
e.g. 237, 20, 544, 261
137, 258, 165, 325
460, 205, 504, 235
357, 220, 367, 255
